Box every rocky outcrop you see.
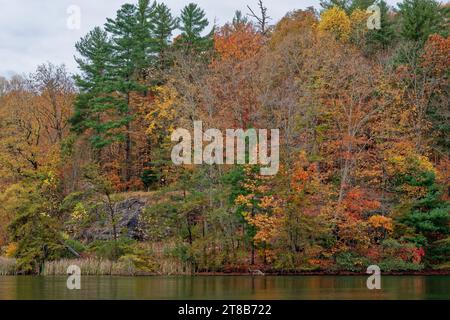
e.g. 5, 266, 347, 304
81, 198, 147, 242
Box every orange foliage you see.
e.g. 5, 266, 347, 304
342, 187, 381, 218
214, 23, 263, 62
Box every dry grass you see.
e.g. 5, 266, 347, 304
43, 258, 137, 276
0, 257, 17, 275
43, 255, 192, 276
149, 242, 192, 275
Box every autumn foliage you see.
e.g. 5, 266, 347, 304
0, 0, 448, 274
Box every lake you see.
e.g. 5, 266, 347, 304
0, 275, 448, 300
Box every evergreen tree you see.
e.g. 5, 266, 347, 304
398, 0, 446, 43
232, 10, 249, 29
71, 27, 128, 150
366, 1, 395, 51
152, 3, 178, 54
177, 3, 213, 52
104, 0, 156, 186
320, 0, 352, 12
349, 0, 376, 11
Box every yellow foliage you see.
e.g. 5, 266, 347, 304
349, 9, 369, 43
235, 194, 250, 206
246, 213, 279, 244
269, 10, 317, 47
318, 7, 351, 41
71, 202, 88, 222
146, 85, 178, 138
385, 143, 436, 177
350, 9, 369, 29
4, 242, 17, 258
368, 215, 393, 233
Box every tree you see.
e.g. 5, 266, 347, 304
177, 3, 213, 52
152, 3, 178, 55
232, 10, 249, 29
365, 1, 396, 51
350, 0, 376, 11
106, 1, 156, 77
71, 27, 126, 151
31, 63, 75, 144
247, 0, 271, 35
385, 142, 449, 265
5, 172, 64, 274
0, 66, 73, 178
349, 9, 370, 46
81, 164, 122, 259
320, 0, 352, 12
398, 0, 446, 43
420, 34, 450, 155
318, 6, 352, 41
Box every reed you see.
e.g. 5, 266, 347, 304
43, 258, 138, 276
0, 257, 17, 275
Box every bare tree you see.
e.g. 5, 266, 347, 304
31, 63, 75, 143
247, 0, 271, 35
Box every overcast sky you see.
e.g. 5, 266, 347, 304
0, 0, 399, 78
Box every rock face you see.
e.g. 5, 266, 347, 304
115, 198, 147, 239
81, 198, 147, 242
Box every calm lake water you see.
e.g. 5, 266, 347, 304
0, 275, 448, 300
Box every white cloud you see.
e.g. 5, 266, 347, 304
0, 0, 398, 77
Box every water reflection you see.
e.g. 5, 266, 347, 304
0, 276, 448, 300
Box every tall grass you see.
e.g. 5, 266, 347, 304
149, 242, 192, 275
43, 256, 192, 276
0, 257, 17, 275
43, 258, 139, 276
14, 241, 194, 276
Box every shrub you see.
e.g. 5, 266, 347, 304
61, 238, 87, 258
334, 252, 371, 272
88, 238, 135, 261
378, 258, 424, 271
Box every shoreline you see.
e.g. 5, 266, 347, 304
3, 270, 448, 277
188, 270, 450, 276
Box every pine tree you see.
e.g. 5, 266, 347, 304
349, 0, 375, 11
232, 10, 249, 29
71, 27, 128, 150
398, 0, 446, 43
104, 0, 156, 186
177, 3, 213, 52
320, 0, 352, 13
152, 3, 178, 54
365, 1, 395, 51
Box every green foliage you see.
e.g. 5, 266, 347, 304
398, 0, 446, 42
320, 0, 352, 12
378, 257, 424, 271
427, 237, 450, 267
177, 3, 213, 52
63, 238, 87, 256
88, 238, 136, 261
71, 27, 130, 149
334, 252, 371, 272
6, 179, 65, 273
105, 2, 154, 77
365, 1, 396, 51
2, 0, 449, 275
152, 3, 178, 54
388, 152, 449, 263
403, 206, 450, 235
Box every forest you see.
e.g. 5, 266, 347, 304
0, 0, 448, 275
